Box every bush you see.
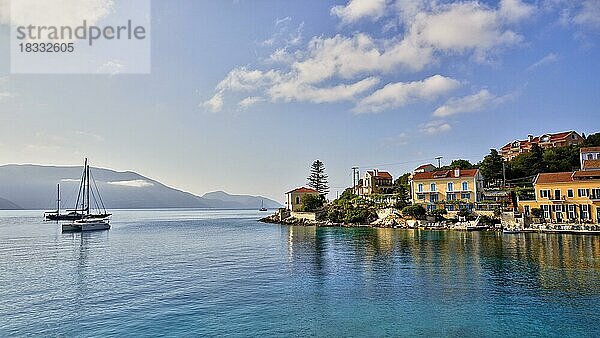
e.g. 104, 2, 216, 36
428, 209, 448, 221
298, 194, 323, 212
402, 205, 426, 219
531, 208, 543, 218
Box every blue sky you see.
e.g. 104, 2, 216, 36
0, 0, 599, 201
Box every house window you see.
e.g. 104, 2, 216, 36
417, 194, 425, 200
567, 189, 574, 198
524, 205, 530, 217
427, 205, 436, 211
461, 193, 471, 200
430, 193, 439, 203
555, 205, 563, 222
296, 196, 300, 204
447, 205, 455, 211
540, 190, 550, 198
418, 184, 424, 192
462, 182, 469, 191
578, 189, 589, 197
568, 205, 576, 219
588, 154, 594, 160
542, 205, 550, 219
592, 189, 600, 199
447, 182, 454, 192
447, 193, 456, 201
581, 205, 590, 220
553, 189, 561, 200
431, 183, 437, 192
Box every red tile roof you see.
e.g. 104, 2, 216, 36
573, 171, 600, 179
535, 172, 574, 184
415, 164, 434, 170
412, 169, 478, 180
367, 170, 393, 179
286, 187, 319, 194
501, 131, 580, 151
582, 147, 600, 153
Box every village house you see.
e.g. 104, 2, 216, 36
410, 166, 484, 213
500, 131, 583, 161
517, 148, 600, 224
285, 187, 319, 212
358, 169, 394, 196
581, 147, 600, 171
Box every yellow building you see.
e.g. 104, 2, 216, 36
410, 167, 483, 212
518, 171, 600, 223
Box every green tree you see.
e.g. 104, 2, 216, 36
583, 133, 600, 147
479, 149, 504, 181
392, 173, 411, 210
509, 144, 545, 179
402, 205, 426, 219
307, 159, 329, 196
298, 194, 324, 212
543, 146, 579, 172
449, 159, 474, 169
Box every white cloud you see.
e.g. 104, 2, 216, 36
331, 0, 387, 24
420, 120, 452, 135
2, 0, 114, 27
238, 96, 265, 109
203, 0, 533, 113
432, 89, 515, 117
407, 1, 526, 61
354, 75, 460, 113
107, 179, 154, 188
572, 0, 600, 28
202, 92, 224, 112
270, 76, 380, 104
528, 53, 559, 70
499, 0, 535, 22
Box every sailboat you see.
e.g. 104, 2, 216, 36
45, 162, 111, 221
259, 199, 268, 212
61, 159, 111, 232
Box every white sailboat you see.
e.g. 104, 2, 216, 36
62, 159, 111, 232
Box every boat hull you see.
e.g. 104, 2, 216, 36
62, 220, 111, 232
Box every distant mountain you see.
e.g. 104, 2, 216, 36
0, 164, 282, 210
202, 191, 281, 209
0, 197, 21, 210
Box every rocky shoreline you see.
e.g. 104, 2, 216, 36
259, 213, 498, 230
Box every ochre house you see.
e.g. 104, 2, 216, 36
410, 167, 483, 213
285, 187, 319, 212
517, 172, 600, 223
358, 169, 394, 196
500, 131, 583, 161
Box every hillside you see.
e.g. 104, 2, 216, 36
0, 165, 281, 210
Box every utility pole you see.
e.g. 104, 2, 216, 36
435, 156, 443, 168
352, 166, 359, 194
502, 161, 506, 188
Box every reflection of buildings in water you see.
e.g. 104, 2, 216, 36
285, 225, 600, 296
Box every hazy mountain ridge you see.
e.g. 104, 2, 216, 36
0, 165, 282, 210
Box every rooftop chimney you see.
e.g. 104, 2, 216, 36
528, 134, 534, 142
454, 168, 461, 178
374, 168, 379, 177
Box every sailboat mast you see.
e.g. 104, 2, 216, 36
85, 158, 90, 216
57, 184, 60, 213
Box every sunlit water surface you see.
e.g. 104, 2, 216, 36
1, 209, 600, 337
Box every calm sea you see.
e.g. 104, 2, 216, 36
1, 209, 599, 337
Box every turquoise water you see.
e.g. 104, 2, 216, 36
1, 209, 600, 337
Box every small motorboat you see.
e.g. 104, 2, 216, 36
62, 217, 111, 232
502, 229, 521, 234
